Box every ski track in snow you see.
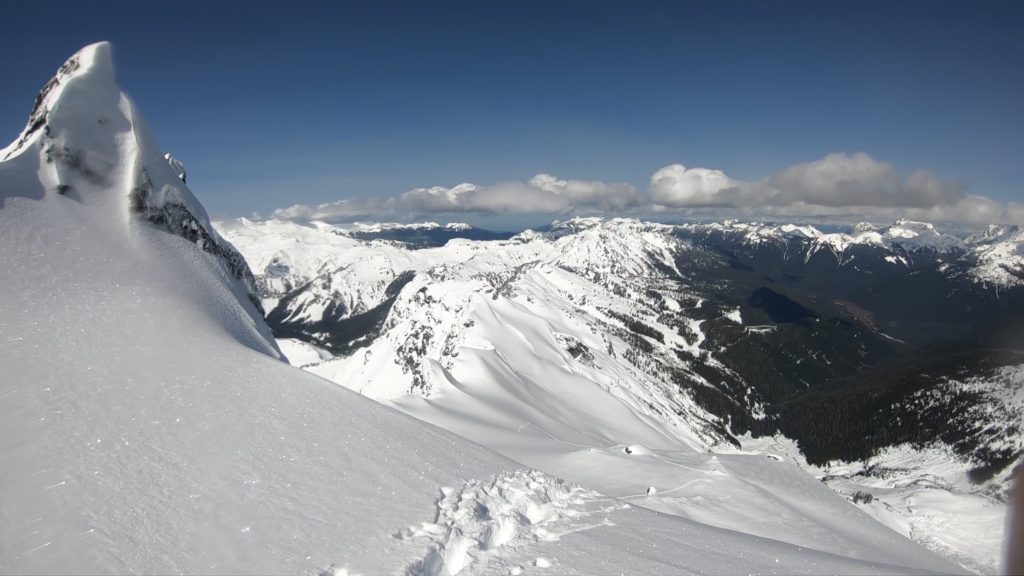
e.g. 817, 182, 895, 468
395, 469, 619, 576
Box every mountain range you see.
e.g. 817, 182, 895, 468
1, 42, 1017, 574
218, 213, 1024, 573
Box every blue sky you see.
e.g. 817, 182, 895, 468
1, 1, 1021, 228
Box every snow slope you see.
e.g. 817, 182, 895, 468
0, 42, 969, 575
0, 41, 516, 575
740, 435, 1017, 575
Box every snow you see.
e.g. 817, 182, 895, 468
675, 218, 1024, 288
392, 469, 960, 576
964, 227, 1024, 288
340, 221, 475, 233
738, 435, 1014, 575
511, 229, 545, 243
679, 219, 965, 257
394, 469, 614, 575
0, 41, 971, 575
222, 220, 964, 572
277, 337, 334, 366
0, 189, 521, 573
0, 41, 525, 574
725, 307, 743, 324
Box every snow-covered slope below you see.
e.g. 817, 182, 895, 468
1, 42, 968, 575
741, 432, 1019, 576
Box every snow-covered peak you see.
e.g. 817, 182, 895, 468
882, 219, 965, 252
340, 221, 476, 233
0, 42, 275, 355
679, 220, 821, 244
677, 217, 1024, 288
511, 228, 547, 243
551, 216, 678, 235
853, 221, 879, 234
1, 42, 114, 160
964, 227, 1024, 288
776, 223, 822, 239
552, 218, 687, 278
966, 224, 1022, 245
549, 215, 606, 233
680, 219, 965, 255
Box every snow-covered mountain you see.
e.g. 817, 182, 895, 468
675, 218, 1023, 288
1, 42, 971, 575
220, 214, 1024, 573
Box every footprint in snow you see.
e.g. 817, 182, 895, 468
396, 469, 610, 576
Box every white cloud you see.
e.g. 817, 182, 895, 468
665, 195, 1024, 227
271, 196, 397, 221
648, 164, 741, 208
528, 174, 639, 211
648, 153, 968, 212
268, 153, 1019, 226
768, 152, 966, 208
1008, 202, 1024, 223
644, 152, 1019, 225
271, 173, 639, 221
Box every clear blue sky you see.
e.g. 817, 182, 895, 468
1, 1, 1021, 223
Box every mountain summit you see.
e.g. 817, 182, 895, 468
0, 42, 275, 355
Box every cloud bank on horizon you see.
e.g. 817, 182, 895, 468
271, 152, 1023, 226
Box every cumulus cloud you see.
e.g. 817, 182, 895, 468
648, 164, 742, 208
648, 153, 968, 212
768, 153, 966, 208
643, 152, 1018, 225
271, 173, 639, 221
268, 153, 1019, 226
528, 174, 639, 210
663, 195, 1024, 227
271, 196, 397, 221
